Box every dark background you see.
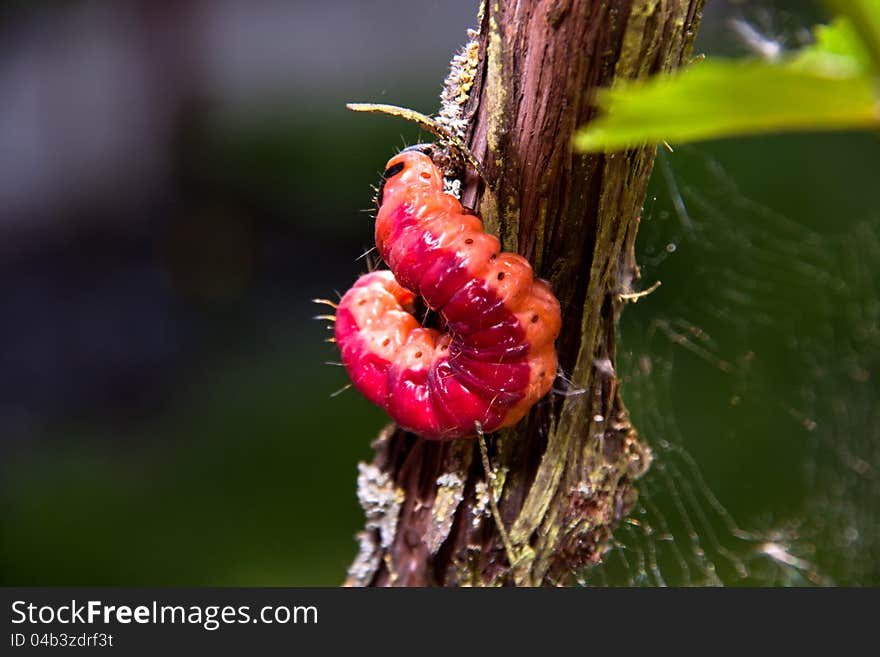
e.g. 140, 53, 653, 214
1, 0, 876, 586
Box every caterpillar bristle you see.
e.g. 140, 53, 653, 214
329, 383, 352, 398
325, 337, 336, 343
313, 298, 338, 309
313, 314, 337, 322
356, 247, 377, 261
324, 361, 344, 367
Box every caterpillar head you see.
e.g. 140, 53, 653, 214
376, 145, 444, 209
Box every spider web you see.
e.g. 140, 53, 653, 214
581, 145, 879, 586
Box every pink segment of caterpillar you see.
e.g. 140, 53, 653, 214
334, 150, 561, 440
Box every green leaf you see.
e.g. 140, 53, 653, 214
793, 17, 873, 74
574, 6, 880, 152
825, 0, 880, 72
574, 60, 879, 152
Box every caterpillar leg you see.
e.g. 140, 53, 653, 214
475, 421, 523, 579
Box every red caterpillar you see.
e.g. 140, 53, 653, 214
334, 147, 561, 440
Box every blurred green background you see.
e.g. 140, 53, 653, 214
1, 0, 876, 586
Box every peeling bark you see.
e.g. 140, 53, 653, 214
346, 0, 705, 587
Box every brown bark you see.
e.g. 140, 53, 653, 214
346, 0, 705, 587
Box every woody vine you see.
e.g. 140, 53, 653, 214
334, 0, 705, 587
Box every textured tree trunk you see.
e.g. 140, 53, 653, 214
346, 0, 705, 587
